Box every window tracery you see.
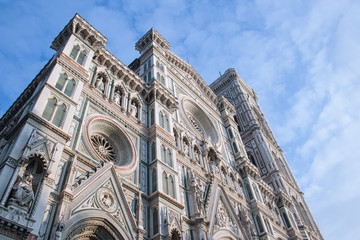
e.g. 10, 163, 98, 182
42, 98, 67, 128
90, 135, 116, 161
69, 44, 88, 66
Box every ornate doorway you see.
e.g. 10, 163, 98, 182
64, 219, 124, 240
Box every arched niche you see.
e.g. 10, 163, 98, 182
179, 97, 219, 144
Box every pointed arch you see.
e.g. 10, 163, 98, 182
77, 50, 87, 65
162, 172, 168, 194
169, 175, 175, 198
167, 149, 173, 167
69, 45, 80, 60
151, 168, 157, 193
64, 79, 76, 97
42, 97, 57, 121
152, 207, 159, 235
55, 73, 67, 91
151, 142, 156, 161
52, 103, 66, 127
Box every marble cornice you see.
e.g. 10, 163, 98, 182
51, 13, 107, 51
148, 191, 184, 209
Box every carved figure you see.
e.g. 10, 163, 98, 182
55, 222, 64, 240
130, 102, 138, 118
194, 150, 201, 164
95, 75, 105, 92
9, 174, 34, 207
114, 92, 121, 105
101, 193, 112, 207
184, 143, 189, 156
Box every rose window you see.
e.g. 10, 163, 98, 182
90, 135, 115, 161
84, 116, 136, 173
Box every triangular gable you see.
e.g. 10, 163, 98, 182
207, 184, 246, 239
68, 163, 137, 239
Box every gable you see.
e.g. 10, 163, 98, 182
65, 164, 137, 239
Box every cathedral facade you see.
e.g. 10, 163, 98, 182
0, 14, 323, 240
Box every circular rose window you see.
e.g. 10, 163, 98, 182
90, 135, 116, 161
84, 115, 136, 172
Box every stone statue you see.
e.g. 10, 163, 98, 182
114, 92, 121, 105
9, 174, 34, 207
184, 143, 189, 156
55, 221, 64, 240
194, 150, 201, 164
130, 102, 138, 118
95, 75, 105, 93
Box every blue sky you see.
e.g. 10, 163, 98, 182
1, 0, 359, 239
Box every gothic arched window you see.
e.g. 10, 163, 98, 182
150, 108, 155, 126
64, 79, 76, 97
55, 73, 67, 91
151, 169, 157, 193
52, 103, 66, 127
164, 114, 169, 131
77, 50, 87, 65
151, 142, 156, 161
70, 45, 80, 60
159, 112, 164, 128
162, 172, 168, 194
161, 145, 166, 163
169, 175, 175, 198
167, 149, 173, 167
152, 208, 158, 235
42, 98, 57, 121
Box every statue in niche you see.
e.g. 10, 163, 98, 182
95, 75, 106, 93
55, 221, 64, 240
9, 173, 34, 208
130, 101, 138, 118
114, 92, 121, 105
183, 142, 189, 156
194, 149, 201, 164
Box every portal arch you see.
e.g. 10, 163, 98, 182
63, 217, 125, 240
